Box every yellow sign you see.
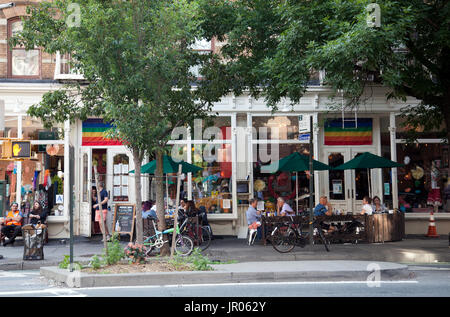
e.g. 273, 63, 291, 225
11, 141, 31, 158
1, 139, 31, 160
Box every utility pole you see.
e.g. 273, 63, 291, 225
309, 115, 314, 247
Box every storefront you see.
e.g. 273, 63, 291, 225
69, 87, 450, 238
3, 82, 448, 240
0, 82, 73, 239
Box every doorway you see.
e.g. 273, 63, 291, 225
324, 148, 376, 214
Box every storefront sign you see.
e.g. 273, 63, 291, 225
55, 195, 64, 204
384, 183, 390, 195
298, 133, 310, 141
298, 115, 311, 134
112, 203, 135, 242
332, 180, 343, 194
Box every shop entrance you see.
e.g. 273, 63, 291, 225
324, 148, 376, 214
79, 147, 134, 237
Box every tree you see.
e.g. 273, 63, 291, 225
199, 0, 450, 141
13, 0, 227, 253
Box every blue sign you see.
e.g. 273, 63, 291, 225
298, 133, 310, 141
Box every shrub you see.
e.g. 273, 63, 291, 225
125, 243, 146, 264
103, 233, 125, 265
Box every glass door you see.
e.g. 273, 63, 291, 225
79, 148, 92, 237
325, 149, 352, 214
351, 149, 376, 212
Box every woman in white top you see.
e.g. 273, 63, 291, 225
360, 196, 373, 215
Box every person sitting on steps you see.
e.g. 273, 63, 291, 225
1, 202, 23, 247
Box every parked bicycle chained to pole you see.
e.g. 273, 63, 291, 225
142, 215, 194, 257
270, 214, 331, 253
177, 208, 212, 251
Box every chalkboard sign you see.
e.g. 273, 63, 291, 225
112, 203, 135, 242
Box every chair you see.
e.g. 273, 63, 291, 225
248, 228, 258, 245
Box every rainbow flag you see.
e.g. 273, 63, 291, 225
324, 118, 372, 145
82, 119, 123, 146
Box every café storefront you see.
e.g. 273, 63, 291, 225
3, 82, 448, 239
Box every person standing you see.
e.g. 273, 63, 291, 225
0, 202, 23, 246
93, 182, 110, 241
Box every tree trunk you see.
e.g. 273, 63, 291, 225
133, 150, 143, 244
155, 149, 169, 256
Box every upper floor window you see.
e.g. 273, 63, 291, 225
8, 18, 40, 78
189, 39, 214, 79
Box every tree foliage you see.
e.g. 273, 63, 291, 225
14, 0, 227, 248
199, 0, 450, 140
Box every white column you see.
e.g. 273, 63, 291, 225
389, 113, 398, 209
187, 126, 192, 201
16, 115, 22, 206
313, 113, 320, 206
64, 120, 70, 218
231, 113, 237, 218
247, 113, 254, 199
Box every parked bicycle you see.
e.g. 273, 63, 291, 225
143, 216, 194, 257
178, 209, 212, 251
270, 215, 330, 253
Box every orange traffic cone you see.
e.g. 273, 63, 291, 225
426, 211, 439, 237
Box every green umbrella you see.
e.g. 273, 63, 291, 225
334, 152, 403, 200
260, 152, 332, 173
333, 152, 403, 170
260, 152, 331, 215
129, 155, 203, 174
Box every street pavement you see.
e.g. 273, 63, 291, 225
0, 234, 449, 270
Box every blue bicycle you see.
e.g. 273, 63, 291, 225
143, 216, 194, 257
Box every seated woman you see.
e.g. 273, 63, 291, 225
142, 201, 157, 219
372, 196, 387, 213
360, 196, 373, 215
29, 201, 47, 226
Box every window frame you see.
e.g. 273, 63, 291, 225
7, 17, 42, 79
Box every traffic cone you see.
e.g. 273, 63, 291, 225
426, 211, 439, 237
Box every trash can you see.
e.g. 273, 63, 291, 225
22, 224, 47, 260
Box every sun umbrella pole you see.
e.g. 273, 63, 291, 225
166, 176, 169, 210
296, 171, 298, 215
309, 116, 314, 247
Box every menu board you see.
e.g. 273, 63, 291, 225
112, 203, 135, 242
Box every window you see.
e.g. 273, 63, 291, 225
8, 18, 40, 78
189, 39, 213, 79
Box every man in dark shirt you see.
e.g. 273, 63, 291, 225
93, 182, 110, 240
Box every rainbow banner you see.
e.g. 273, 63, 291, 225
324, 118, 372, 145
82, 119, 123, 146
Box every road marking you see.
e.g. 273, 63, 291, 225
0, 288, 86, 297
0, 271, 29, 278
72, 280, 419, 291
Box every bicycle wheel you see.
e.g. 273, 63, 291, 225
175, 235, 194, 256
198, 226, 212, 251
316, 227, 331, 252
271, 227, 296, 253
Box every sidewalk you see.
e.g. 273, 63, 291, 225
0, 234, 449, 271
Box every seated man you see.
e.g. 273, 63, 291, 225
246, 198, 262, 241
277, 197, 295, 216
1, 202, 23, 246
314, 196, 336, 233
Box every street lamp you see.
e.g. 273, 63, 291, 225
0, 3, 15, 9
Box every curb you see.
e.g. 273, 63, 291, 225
40, 262, 410, 288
